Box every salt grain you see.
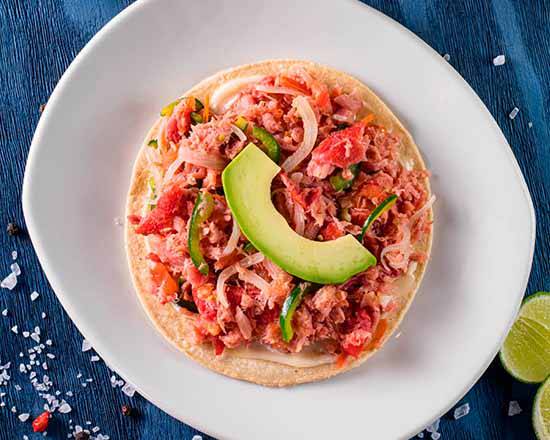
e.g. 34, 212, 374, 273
528, 121, 533, 128
30, 291, 40, 301
431, 433, 441, 440
121, 382, 137, 397
77, 373, 82, 379
66, 391, 73, 397
23, 436, 29, 440
454, 402, 470, 419
443, 53, 450, 61
11, 325, 18, 334
493, 55, 506, 66
509, 107, 519, 119
11, 251, 17, 260
45, 339, 52, 346
46, 353, 55, 359
41, 312, 47, 319
58, 403, 72, 414
1, 272, 17, 290
18, 413, 30, 422
508, 400, 522, 416
81, 340, 92, 352
23, 332, 30, 338
31, 333, 40, 343
11, 406, 17, 413
42, 362, 48, 370
192, 436, 203, 440
15, 384, 21, 391
2, 309, 7, 316
91, 355, 100, 362
426, 418, 440, 433
10, 263, 21, 276
92, 427, 100, 433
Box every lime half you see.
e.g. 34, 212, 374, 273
500, 292, 550, 383
534, 377, 550, 440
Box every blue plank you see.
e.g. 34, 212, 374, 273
0, 0, 548, 438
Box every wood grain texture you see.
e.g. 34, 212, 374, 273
0, 0, 548, 438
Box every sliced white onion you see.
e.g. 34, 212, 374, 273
237, 266, 271, 292
222, 215, 241, 256
281, 96, 318, 172
216, 253, 264, 307
255, 85, 301, 96
410, 195, 436, 225
235, 307, 253, 340
230, 124, 247, 142
293, 203, 305, 236
164, 146, 226, 184
210, 75, 265, 114
380, 195, 435, 271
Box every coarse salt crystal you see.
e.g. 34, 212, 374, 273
192, 436, 203, 440
90, 355, 100, 362
426, 418, 440, 433
74, 425, 82, 433
443, 53, 450, 61
11, 325, 18, 334
11, 406, 17, 413
86, 421, 91, 425
92, 427, 100, 433
81, 340, 92, 352
30, 291, 39, 301
454, 402, 470, 419
77, 373, 82, 378
0, 402, 4, 407
493, 55, 506, 66
431, 433, 441, 440
18, 413, 30, 422
11, 251, 17, 260
508, 400, 522, 416
23, 436, 28, 440
34, 326, 40, 335
509, 107, 519, 119
14, 384, 21, 391
121, 382, 137, 397
66, 391, 73, 397
31, 333, 40, 343
2, 309, 7, 316
45, 339, 52, 346
10, 263, 21, 276
1, 362, 11, 370
23, 332, 30, 338
1, 272, 17, 290
41, 312, 46, 319
46, 353, 55, 359
58, 403, 72, 414
528, 121, 533, 128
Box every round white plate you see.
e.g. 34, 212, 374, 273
23, 0, 535, 438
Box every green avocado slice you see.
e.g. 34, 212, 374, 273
221, 144, 376, 284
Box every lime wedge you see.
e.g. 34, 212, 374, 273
500, 292, 550, 383
534, 377, 550, 440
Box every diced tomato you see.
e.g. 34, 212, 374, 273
127, 214, 141, 225
310, 80, 332, 114
342, 341, 364, 358
32, 411, 50, 432
280, 76, 310, 95
134, 186, 186, 235
213, 337, 225, 356
149, 261, 179, 303
321, 222, 344, 240
147, 252, 162, 263
280, 173, 307, 208
358, 183, 384, 200
310, 122, 366, 169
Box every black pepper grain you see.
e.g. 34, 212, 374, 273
121, 404, 133, 416
6, 222, 19, 236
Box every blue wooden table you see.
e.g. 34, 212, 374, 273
1, 1, 548, 438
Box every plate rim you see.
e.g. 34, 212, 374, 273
22, 0, 537, 438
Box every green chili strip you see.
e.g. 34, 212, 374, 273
190, 112, 203, 124
280, 283, 312, 342
330, 163, 360, 192
147, 177, 157, 211
252, 125, 280, 163
243, 242, 256, 253
188, 192, 214, 275
148, 139, 158, 148
234, 116, 248, 131
358, 194, 398, 242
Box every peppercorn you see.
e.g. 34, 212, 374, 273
39, 103, 46, 113
6, 222, 19, 236
74, 432, 90, 440
121, 404, 133, 416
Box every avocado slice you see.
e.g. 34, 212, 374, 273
221, 144, 376, 284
